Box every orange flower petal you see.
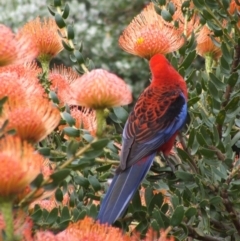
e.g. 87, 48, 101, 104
0, 136, 42, 197
119, 3, 185, 58
70, 69, 132, 109
18, 17, 63, 59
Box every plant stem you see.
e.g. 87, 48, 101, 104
96, 109, 108, 137
0, 199, 14, 241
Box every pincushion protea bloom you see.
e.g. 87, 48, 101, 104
196, 25, 222, 60
70, 106, 97, 136
49, 65, 80, 106
119, 3, 184, 59
70, 69, 132, 109
0, 135, 42, 197
2, 98, 61, 143
18, 17, 63, 61
0, 24, 37, 66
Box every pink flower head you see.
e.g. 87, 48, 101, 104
119, 3, 185, 58
70, 69, 132, 109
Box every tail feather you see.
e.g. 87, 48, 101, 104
97, 153, 156, 224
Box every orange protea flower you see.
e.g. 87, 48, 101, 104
49, 65, 80, 105
18, 17, 63, 60
0, 24, 37, 66
1, 99, 60, 142
56, 216, 131, 241
0, 135, 42, 198
229, 0, 240, 14
0, 210, 33, 241
0, 62, 42, 79
70, 69, 132, 109
70, 106, 97, 136
33, 231, 59, 241
119, 3, 185, 58
196, 25, 222, 60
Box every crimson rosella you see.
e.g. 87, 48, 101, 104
97, 54, 188, 224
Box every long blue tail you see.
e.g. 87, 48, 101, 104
97, 153, 156, 224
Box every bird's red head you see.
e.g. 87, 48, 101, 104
149, 54, 188, 98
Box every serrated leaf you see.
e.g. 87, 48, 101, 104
170, 205, 185, 226
50, 169, 71, 183
91, 139, 109, 150
88, 175, 101, 192
55, 13, 66, 28
62, 3, 70, 19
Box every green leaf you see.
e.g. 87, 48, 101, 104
84, 149, 103, 159
152, 208, 165, 228
170, 205, 185, 226
192, 0, 204, 9
47, 6, 55, 16
185, 207, 197, 219
221, 42, 232, 63
54, 0, 61, 7
228, 72, 238, 87
196, 132, 208, 146
74, 176, 89, 188
168, 2, 175, 15
91, 139, 109, 150
132, 190, 142, 211
161, 9, 172, 21
231, 131, 240, 146
145, 187, 154, 207
63, 127, 80, 137
49, 91, 59, 104
210, 196, 222, 206
67, 140, 80, 156
96, 164, 112, 172
61, 112, 75, 126
88, 176, 101, 192
60, 206, 71, 222
46, 208, 59, 224
188, 96, 200, 107
175, 171, 194, 181
148, 193, 164, 214
209, 73, 226, 89
67, 25, 74, 40
55, 188, 63, 202
225, 96, 240, 111
50, 169, 71, 183
55, 13, 66, 28
216, 109, 226, 125
38, 148, 50, 156
62, 3, 70, 19
74, 50, 85, 64
62, 40, 74, 51
179, 51, 196, 70
208, 81, 220, 101
31, 173, 44, 188
31, 206, 42, 221
113, 107, 128, 123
